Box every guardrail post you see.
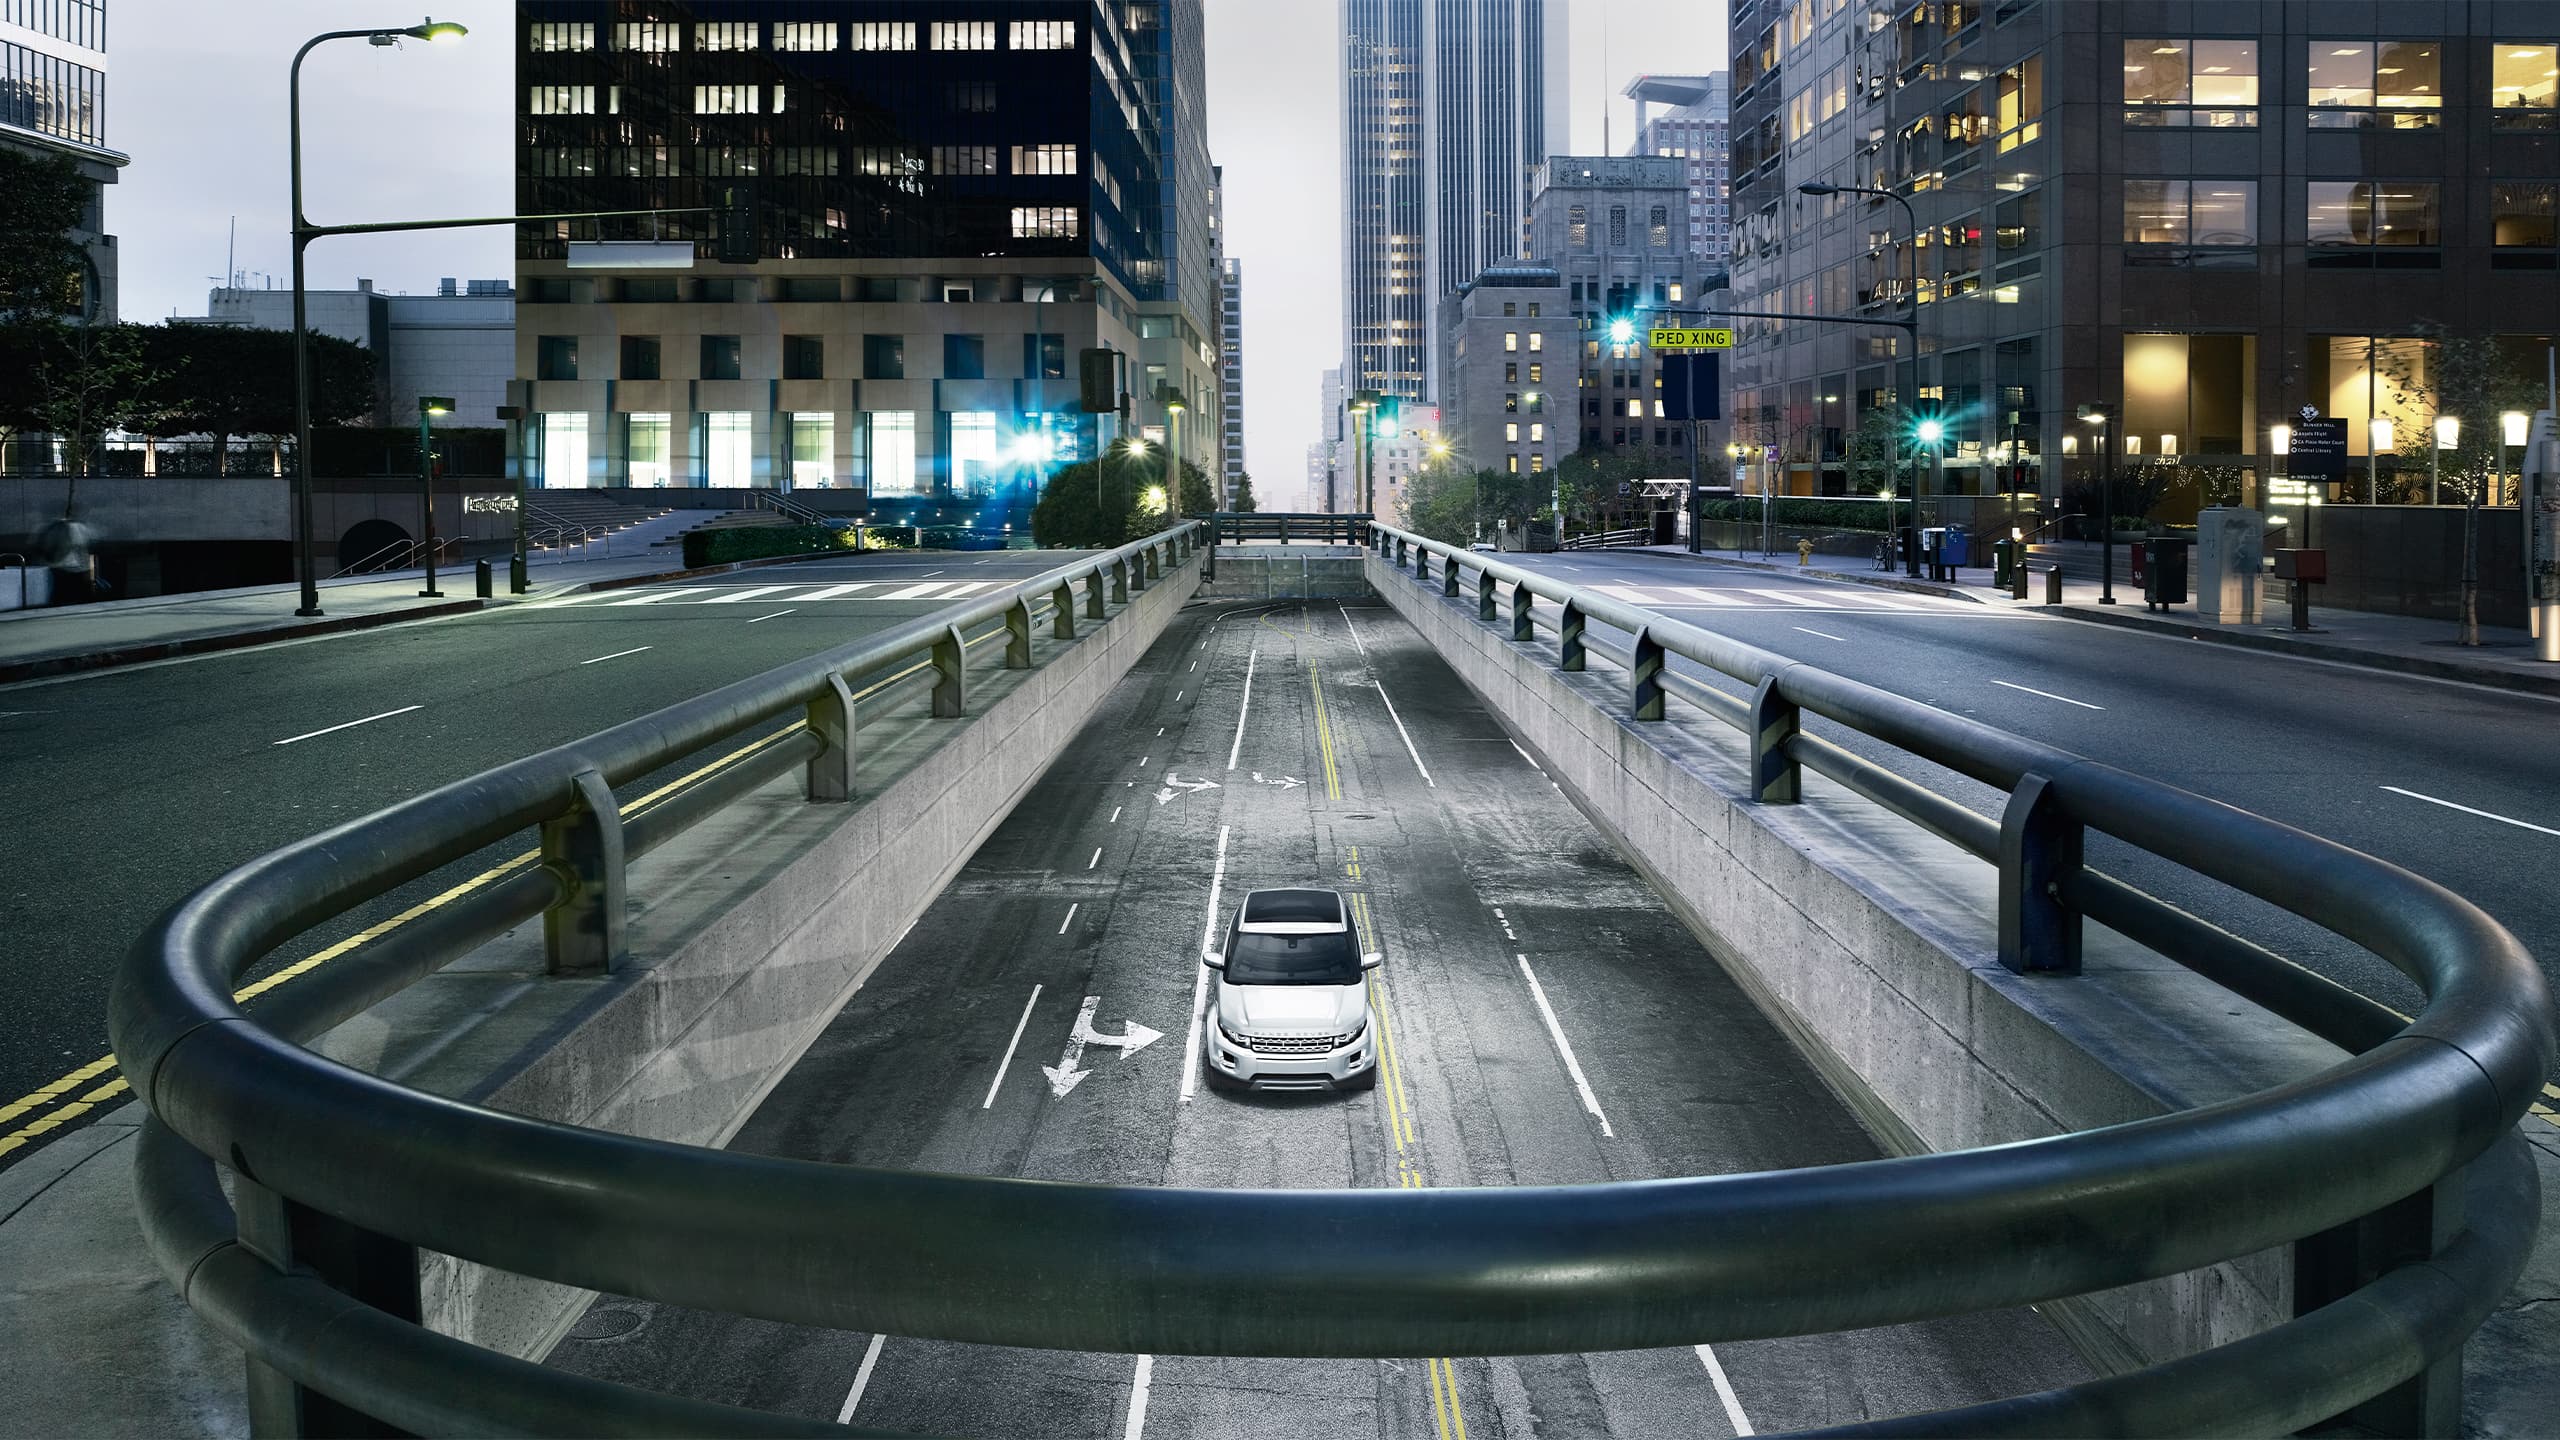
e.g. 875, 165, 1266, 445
1512, 580, 1535, 642
1444, 557, 1461, 597
234, 1176, 421, 1438
1112, 559, 1130, 603
1479, 566, 1500, 622
932, 623, 967, 717
2296, 1175, 2464, 1438
1749, 675, 1800, 801
1632, 627, 1666, 720
1086, 568, 1107, 619
1052, 581, 1078, 640
542, 767, 627, 975
1204, 529, 1217, 581
1278, 514, 1291, 545
805, 671, 858, 801
1006, 598, 1035, 669
1559, 598, 1587, 671
1997, 770, 2083, 974
1145, 543, 1162, 581
1414, 548, 1429, 586
1395, 535, 1408, 568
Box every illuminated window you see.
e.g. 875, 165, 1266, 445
1528, 332, 1543, 352
773, 22, 836, 51
932, 146, 998, 175
932, 21, 997, 50
2308, 180, 2441, 257
1012, 207, 1081, 238
529, 85, 595, 115
1504, 331, 1520, 352
1506, 423, 1520, 442
867, 412, 918, 494
2492, 44, 2560, 129
613, 22, 674, 51
789, 414, 834, 488
539, 413, 589, 488
2308, 41, 2441, 128
2122, 40, 2258, 127
849, 22, 916, 51
696, 21, 757, 50
701, 413, 753, 487
529, 22, 592, 50
693, 85, 759, 115
624, 413, 670, 487
1011, 20, 1075, 49
1011, 143, 1079, 175
949, 412, 1002, 495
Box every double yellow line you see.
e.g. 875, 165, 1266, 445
0, 637, 992, 1164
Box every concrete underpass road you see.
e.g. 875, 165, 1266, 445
548, 597, 2091, 1436
0, 550, 1093, 1165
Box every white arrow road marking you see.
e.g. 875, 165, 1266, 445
1042, 994, 1164, 1097
1165, 773, 1219, 793
1248, 772, 1306, 790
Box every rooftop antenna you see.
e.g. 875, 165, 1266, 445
1600, 0, 1611, 157
225, 215, 235, 291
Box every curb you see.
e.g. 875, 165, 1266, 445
1627, 547, 1993, 605
0, 598, 485, 685
2050, 603, 2560, 699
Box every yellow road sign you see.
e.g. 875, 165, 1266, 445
1649, 327, 1733, 351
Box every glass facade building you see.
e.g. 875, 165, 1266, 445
0, 0, 120, 326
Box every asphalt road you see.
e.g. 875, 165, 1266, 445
0, 550, 1096, 1157
1493, 549, 2560, 1073
548, 598, 2089, 1436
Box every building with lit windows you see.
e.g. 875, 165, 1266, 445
1219, 254, 1245, 502
1625, 72, 1730, 270
1, 0, 122, 324
510, 1, 1218, 523
1726, 0, 2560, 535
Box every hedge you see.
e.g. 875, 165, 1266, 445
681, 524, 857, 568
1696, 497, 1892, 531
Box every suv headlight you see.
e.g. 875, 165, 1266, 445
1217, 1020, 1251, 1045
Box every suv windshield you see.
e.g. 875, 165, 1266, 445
1226, 931, 1361, 986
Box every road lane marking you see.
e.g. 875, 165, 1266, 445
983, 984, 1044, 1110
1792, 627, 1849, 642
1694, 1345, 1756, 1435
605, 588, 710, 606
874, 582, 955, 600
1744, 588, 1837, 608
2381, 785, 2560, 837
1175, 691, 1183, 702
1180, 824, 1231, 1103
791, 583, 876, 601
1310, 665, 1342, 799
1124, 1354, 1154, 1440
1991, 679, 2104, 711
273, 705, 423, 746
580, 646, 654, 666
1671, 586, 1744, 606
1429, 1353, 1467, 1440
745, 609, 796, 623
1227, 647, 1259, 771
837, 1333, 888, 1423
1088, 847, 1102, 869
1109, 806, 1121, 823
699, 584, 798, 604
1058, 902, 1079, 935
1374, 680, 1434, 788
1517, 953, 1612, 1137
1339, 603, 1370, 657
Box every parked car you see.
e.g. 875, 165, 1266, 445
1202, 888, 1381, 1092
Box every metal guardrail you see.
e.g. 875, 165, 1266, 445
1197, 510, 1372, 545
105, 508, 2549, 1436
1356, 520, 2550, 1435
1559, 525, 1650, 550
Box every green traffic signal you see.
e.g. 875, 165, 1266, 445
1914, 417, 1945, 444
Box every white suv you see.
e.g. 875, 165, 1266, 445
1202, 888, 1381, 1092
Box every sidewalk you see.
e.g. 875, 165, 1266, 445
1636, 544, 2560, 698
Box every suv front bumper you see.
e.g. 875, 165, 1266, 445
1208, 1026, 1375, 1091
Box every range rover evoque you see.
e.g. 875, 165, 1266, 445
1202, 887, 1381, 1092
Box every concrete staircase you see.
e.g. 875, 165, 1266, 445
650, 509, 797, 550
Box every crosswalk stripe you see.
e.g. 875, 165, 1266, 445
698, 584, 801, 604
875, 582, 956, 600
605, 588, 713, 606
1821, 591, 1920, 610
934, 581, 995, 598
538, 591, 620, 607
1588, 584, 1657, 604
1742, 588, 1839, 608
1669, 586, 1745, 606
791, 583, 878, 601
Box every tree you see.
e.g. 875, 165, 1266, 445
1397, 461, 1482, 545
135, 324, 376, 473
0, 148, 90, 322
2374, 328, 2542, 643
1231, 470, 1259, 513
1031, 449, 1216, 549
9, 321, 165, 513
1552, 445, 1682, 531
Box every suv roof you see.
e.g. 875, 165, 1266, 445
1238, 887, 1347, 933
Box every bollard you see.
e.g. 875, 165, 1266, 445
475, 558, 492, 598
2043, 565, 2062, 605
2012, 553, 2030, 601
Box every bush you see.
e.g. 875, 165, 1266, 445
681, 524, 856, 568
1696, 497, 1892, 531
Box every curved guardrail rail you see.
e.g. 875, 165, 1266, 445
112, 515, 2547, 1437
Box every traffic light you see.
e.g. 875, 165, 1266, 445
1913, 416, 1946, 445
1607, 316, 1636, 346
1078, 348, 1122, 413
716, 185, 758, 265
1374, 395, 1402, 438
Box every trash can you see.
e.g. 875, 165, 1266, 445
1943, 526, 1972, 568
1991, 536, 2017, 589
2142, 535, 2192, 612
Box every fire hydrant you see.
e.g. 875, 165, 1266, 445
1797, 537, 1814, 566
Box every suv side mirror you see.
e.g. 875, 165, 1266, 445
1203, 949, 1226, 969
1361, 952, 1384, 970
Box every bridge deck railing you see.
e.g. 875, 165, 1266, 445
109, 516, 2549, 1438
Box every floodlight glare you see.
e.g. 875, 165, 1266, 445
1607, 317, 1636, 345
1915, 418, 1944, 444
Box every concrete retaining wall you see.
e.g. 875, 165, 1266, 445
312, 555, 1203, 1360
1197, 543, 1368, 600
1365, 549, 2344, 1375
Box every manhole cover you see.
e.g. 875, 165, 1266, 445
566, 1305, 646, 1342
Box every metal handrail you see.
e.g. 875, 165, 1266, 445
109, 512, 2548, 1436
325, 536, 460, 580
1559, 525, 1650, 550
1197, 511, 1373, 546
750, 488, 841, 528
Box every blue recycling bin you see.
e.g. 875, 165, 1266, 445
1943, 526, 1972, 568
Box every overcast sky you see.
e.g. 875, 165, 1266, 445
113, 1, 1725, 507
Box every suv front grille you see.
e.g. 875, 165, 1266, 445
1245, 1031, 1356, 1056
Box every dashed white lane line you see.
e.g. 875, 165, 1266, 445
2382, 785, 2560, 837
604, 588, 710, 606
1695, 1345, 1756, 1435
984, 984, 1043, 1110
580, 646, 654, 665
1227, 647, 1259, 771
746, 609, 797, 623
1375, 680, 1434, 788
1180, 824, 1232, 1103
1110, 806, 1122, 823
273, 705, 422, 746
699, 584, 798, 604
1792, 626, 1849, 642
1991, 679, 2104, 711
1058, 902, 1079, 935
1124, 1354, 1154, 1440
1516, 953, 1612, 1137
1088, 846, 1102, 869
837, 1333, 888, 1424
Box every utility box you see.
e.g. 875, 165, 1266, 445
2193, 506, 2263, 624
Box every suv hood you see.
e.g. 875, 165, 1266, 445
1217, 979, 1366, 1035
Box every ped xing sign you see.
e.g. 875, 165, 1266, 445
1649, 327, 1734, 351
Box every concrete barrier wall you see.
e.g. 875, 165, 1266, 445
311, 556, 1203, 1359
1365, 550, 2345, 1375
1197, 543, 1369, 600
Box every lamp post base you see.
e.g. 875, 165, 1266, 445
295, 605, 325, 618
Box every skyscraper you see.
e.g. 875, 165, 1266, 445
1625, 73, 1730, 272
1341, 0, 1567, 404
1, 0, 121, 323
1220, 255, 1245, 503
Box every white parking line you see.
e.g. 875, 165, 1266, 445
1180, 825, 1231, 1102
1991, 679, 2104, 710
1516, 953, 1612, 1137
581, 646, 653, 666
836, 1333, 889, 1423
1110, 806, 1122, 823
699, 584, 798, 604
1227, 647, 1259, 771
2382, 785, 2560, 837
273, 705, 422, 747
746, 609, 796, 623
1375, 680, 1434, 788
1694, 1345, 1756, 1435
983, 985, 1044, 1110
1339, 603, 1370, 657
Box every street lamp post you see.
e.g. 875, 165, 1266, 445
417, 396, 452, 597
2079, 403, 2118, 604
289, 18, 468, 617
1800, 181, 1924, 576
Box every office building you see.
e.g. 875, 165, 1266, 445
510, 1, 1218, 518
1625, 73, 1731, 270
1438, 264, 1567, 479
1, 0, 121, 322
1341, 0, 1569, 404
1219, 254, 1245, 503
1725, 2, 2560, 512
182, 279, 516, 427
